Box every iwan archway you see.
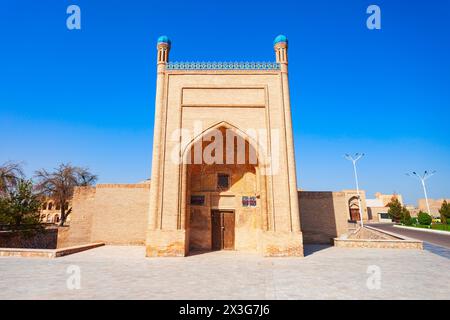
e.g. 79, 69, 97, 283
182, 123, 269, 253
145, 35, 303, 257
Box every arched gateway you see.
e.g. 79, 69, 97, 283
145, 35, 303, 257
183, 123, 267, 252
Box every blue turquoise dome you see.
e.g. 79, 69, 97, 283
273, 34, 288, 46
157, 35, 171, 45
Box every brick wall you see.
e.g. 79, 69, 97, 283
64, 186, 355, 248
0, 228, 58, 249
62, 184, 150, 247
298, 191, 349, 244
60, 186, 96, 247
90, 184, 150, 245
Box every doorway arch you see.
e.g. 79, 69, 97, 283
178, 122, 271, 253
348, 196, 361, 221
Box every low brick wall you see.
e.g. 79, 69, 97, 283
333, 239, 423, 249
0, 242, 105, 258
0, 228, 58, 249
350, 226, 401, 240
0, 227, 73, 250
333, 226, 423, 249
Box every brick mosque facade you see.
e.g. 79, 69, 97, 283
61, 36, 396, 256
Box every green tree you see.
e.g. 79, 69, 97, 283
387, 197, 403, 223
401, 207, 412, 226
0, 179, 42, 228
0, 197, 12, 224
35, 163, 97, 226
439, 200, 450, 225
418, 211, 432, 226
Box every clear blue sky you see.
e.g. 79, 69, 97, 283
1, 0, 449, 205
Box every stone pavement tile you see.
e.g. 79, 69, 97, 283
0, 245, 449, 299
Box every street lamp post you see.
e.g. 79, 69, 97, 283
345, 153, 365, 228
406, 171, 436, 216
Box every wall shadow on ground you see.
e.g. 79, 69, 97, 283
303, 244, 333, 257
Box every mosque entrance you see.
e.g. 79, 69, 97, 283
211, 210, 235, 251
146, 35, 304, 257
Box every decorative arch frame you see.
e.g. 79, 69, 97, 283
177, 121, 273, 233
348, 196, 361, 220
180, 121, 269, 165
348, 196, 360, 208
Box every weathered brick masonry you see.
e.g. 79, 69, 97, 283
61, 183, 150, 247
298, 191, 349, 244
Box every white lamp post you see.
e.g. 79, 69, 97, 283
345, 153, 365, 228
406, 171, 436, 216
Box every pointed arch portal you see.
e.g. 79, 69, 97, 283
179, 123, 270, 252
145, 35, 303, 257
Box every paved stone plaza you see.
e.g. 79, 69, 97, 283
0, 245, 449, 300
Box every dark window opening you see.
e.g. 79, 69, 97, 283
217, 174, 230, 190
190, 195, 205, 206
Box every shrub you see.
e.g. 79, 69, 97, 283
387, 197, 412, 225
401, 208, 413, 226
387, 197, 403, 223
411, 217, 418, 225
0, 179, 42, 229
439, 200, 450, 225
418, 211, 432, 226
0, 197, 14, 224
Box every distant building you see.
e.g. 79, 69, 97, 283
39, 199, 71, 225
405, 205, 420, 218
365, 192, 404, 223
374, 192, 403, 206
418, 198, 450, 217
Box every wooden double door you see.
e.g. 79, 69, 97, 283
349, 208, 361, 221
211, 210, 235, 250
